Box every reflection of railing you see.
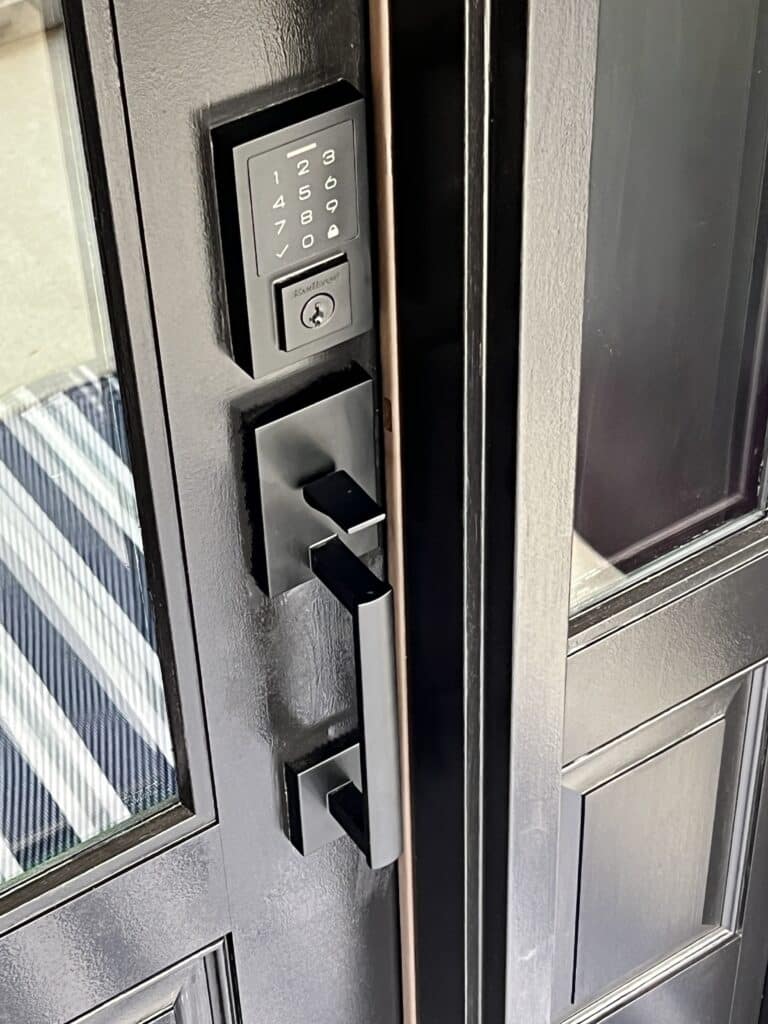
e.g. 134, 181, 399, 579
0, 374, 176, 886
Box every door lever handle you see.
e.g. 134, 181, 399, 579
303, 469, 386, 535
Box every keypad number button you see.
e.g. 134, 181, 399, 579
248, 119, 359, 276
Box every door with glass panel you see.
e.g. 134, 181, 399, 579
508, 1, 768, 1021
0, 3, 401, 1023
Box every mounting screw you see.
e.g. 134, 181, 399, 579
300, 292, 336, 329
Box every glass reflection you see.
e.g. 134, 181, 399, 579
0, 4, 176, 885
572, 0, 768, 610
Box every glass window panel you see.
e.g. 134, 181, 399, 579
572, 0, 768, 610
0, 4, 177, 888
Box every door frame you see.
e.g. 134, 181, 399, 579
385, 0, 527, 1019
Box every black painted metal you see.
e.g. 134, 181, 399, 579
2, 0, 530, 1015
105, 0, 402, 1017
311, 535, 402, 869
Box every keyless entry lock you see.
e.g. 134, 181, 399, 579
213, 82, 373, 378
246, 367, 402, 869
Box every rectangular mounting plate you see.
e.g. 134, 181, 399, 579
285, 738, 362, 857
212, 82, 373, 380
248, 366, 380, 595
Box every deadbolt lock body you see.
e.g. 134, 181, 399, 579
213, 82, 373, 380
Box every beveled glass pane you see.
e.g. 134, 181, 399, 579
0, 5, 176, 887
572, 0, 768, 610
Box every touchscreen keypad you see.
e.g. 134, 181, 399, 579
248, 120, 358, 276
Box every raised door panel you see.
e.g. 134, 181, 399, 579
74, 943, 236, 1024
574, 723, 723, 1005
601, 941, 740, 1024
553, 671, 764, 1021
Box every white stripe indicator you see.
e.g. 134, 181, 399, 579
49, 392, 138, 516
286, 141, 317, 158
0, 373, 178, 883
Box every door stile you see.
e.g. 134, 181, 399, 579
71, 0, 215, 832
503, 2, 598, 1021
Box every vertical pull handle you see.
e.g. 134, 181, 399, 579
299, 470, 402, 869
253, 371, 400, 868
309, 536, 402, 869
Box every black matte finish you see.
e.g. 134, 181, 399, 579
482, 2, 528, 1017
304, 470, 385, 534
109, 0, 403, 1015
285, 737, 362, 856
248, 366, 380, 595
311, 536, 402, 869
212, 83, 374, 379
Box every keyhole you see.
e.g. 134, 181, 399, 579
300, 292, 336, 330
309, 302, 325, 327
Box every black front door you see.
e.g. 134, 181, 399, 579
0, 3, 403, 1022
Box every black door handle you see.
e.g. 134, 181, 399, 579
304, 473, 402, 869
249, 370, 402, 869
